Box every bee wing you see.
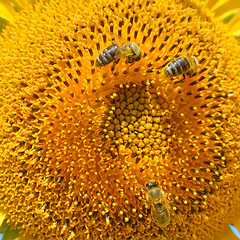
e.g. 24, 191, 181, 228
106, 31, 140, 59
159, 190, 175, 215
75, 26, 100, 53
158, 191, 180, 226
105, 30, 129, 47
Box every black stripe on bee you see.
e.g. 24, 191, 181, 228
96, 44, 122, 66
165, 57, 190, 77
106, 44, 120, 58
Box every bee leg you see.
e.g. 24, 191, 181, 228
137, 197, 148, 206
124, 57, 136, 67
147, 59, 175, 74
128, 61, 136, 67
173, 74, 186, 85
111, 59, 120, 72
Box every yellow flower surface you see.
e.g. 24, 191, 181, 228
0, 0, 240, 239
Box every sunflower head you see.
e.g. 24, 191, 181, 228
0, 0, 240, 239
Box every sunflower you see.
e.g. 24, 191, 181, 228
0, 0, 240, 239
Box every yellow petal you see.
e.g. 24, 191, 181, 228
214, 1, 240, 19
228, 27, 240, 36
16, 234, 35, 240
227, 10, 240, 34
215, 225, 240, 240
216, 212, 240, 240
232, 213, 240, 233
205, 0, 229, 11
0, 0, 35, 22
0, 3, 15, 22
0, 213, 5, 227
10, 0, 34, 11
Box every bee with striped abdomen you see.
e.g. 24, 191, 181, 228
95, 44, 122, 67
95, 34, 142, 67
142, 180, 175, 228
162, 52, 199, 80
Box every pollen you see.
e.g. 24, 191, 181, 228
0, 0, 240, 239
103, 83, 172, 160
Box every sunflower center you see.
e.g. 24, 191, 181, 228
102, 83, 174, 162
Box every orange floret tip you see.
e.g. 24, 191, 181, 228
0, 0, 240, 239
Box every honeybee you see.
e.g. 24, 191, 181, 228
162, 52, 199, 79
142, 180, 174, 228
95, 40, 142, 67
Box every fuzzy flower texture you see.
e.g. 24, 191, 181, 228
0, 0, 240, 239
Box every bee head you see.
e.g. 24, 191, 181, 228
129, 42, 142, 61
191, 56, 199, 71
145, 180, 159, 190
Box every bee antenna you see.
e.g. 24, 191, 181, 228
183, 48, 188, 55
